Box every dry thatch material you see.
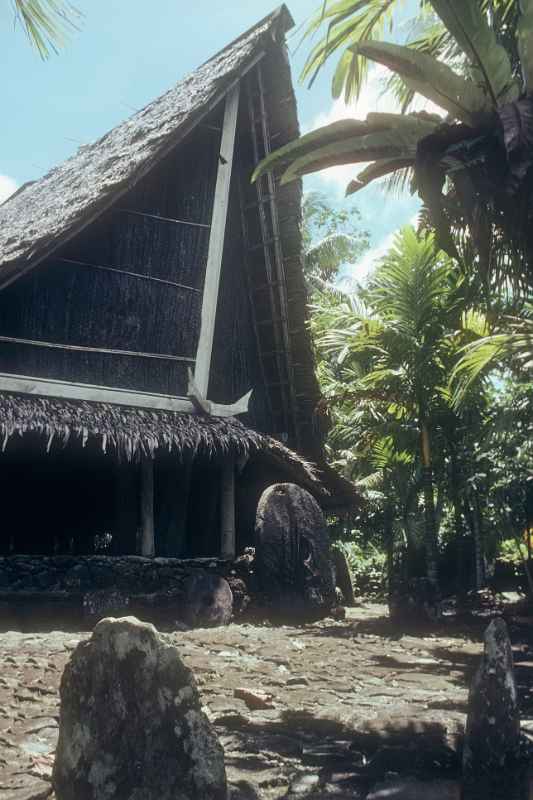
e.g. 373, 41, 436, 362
0, 393, 323, 491
0, 3, 323, 460
0, 6, 292, 286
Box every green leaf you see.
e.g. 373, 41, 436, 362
280, 135, 412, 185
302, 16, 363, 89
355, 40, 491, 124
299, 0, 398, 101
278, 115, 439, 184
461, 309, 490, 337
429, 0, 519, 104
332, 49, 354, 98
346, 157, 415, 195
251, 120, 374, 183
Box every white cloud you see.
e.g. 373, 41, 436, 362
354, 229, 399, 279
0, 175, 18, 204
305, 66, 444, 194
349, 211, 421, 281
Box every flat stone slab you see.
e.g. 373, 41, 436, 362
1, 776, 52, 800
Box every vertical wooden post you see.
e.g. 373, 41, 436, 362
140, 458, 155, 557
220, 459, 236, 559
194, 84, 240, 397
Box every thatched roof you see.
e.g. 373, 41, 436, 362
0, 392, 324, 493
0, 5, 293, 287
0, 3, 324, 455
0, 6, 359, 509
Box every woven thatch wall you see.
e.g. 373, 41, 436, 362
0, 118, 223, 396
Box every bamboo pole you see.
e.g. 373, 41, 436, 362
220, 459, 236, 559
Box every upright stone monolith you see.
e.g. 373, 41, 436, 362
52, 616, 227, 800
463, 617, 526, 799
254, 483, 335, 620
332, 547, 355, 606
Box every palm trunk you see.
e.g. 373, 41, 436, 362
402, 476, 422, 579
449, 447, 467, 596
526, 483, 533, 577
383, 499, 394, 592
463, 490, 485, 591
420, 422, 439, 587
472, 493, 485, 590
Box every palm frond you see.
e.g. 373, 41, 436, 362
300, 0, 403, 103
12, 0, 81, 58
451, 309, 533, 405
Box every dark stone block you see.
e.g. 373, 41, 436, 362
83, 589, 131, 622
183, 573, 233, 628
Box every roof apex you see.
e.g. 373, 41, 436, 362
0, 6, 294, 285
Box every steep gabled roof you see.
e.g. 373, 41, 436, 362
0, 5, 293, 288
0, 7, 361, 507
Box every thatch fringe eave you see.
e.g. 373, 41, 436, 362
0, 392, 324, 492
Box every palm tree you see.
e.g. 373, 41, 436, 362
255, 0, 533, 290
11, 0, 79, 58
313, 226, 463, 586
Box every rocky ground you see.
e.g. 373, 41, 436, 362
1, 602, 533, 799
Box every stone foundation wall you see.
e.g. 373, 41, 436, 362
0, 555, 233, 594
0, 555, 247, 629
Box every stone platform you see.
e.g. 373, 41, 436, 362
3, 603, 522, 800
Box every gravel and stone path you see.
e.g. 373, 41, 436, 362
1, 603, 533, 799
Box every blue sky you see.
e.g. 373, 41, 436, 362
0, 0, 422, 276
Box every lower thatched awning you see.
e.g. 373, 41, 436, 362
0, 391, 326, 496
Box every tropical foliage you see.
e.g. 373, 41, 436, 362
255, 0, 533, 291
300, 0, 518, 106
308, 220, 532, 594
451, 307, 533, 402
302, 191, 369, 288
312, 227, 464, 585
294, 3, 533, 599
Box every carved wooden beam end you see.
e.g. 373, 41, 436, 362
187, 368, 252, 418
